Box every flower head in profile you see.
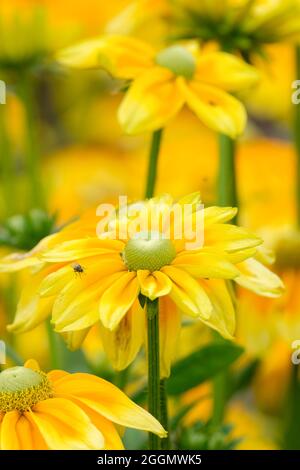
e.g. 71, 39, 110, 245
57, 35, 259, 137
0, 359, 166, 450
110, 0, 300, 61
0, 193, 283, 378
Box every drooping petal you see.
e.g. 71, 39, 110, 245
159, 297, 181, 378
195, 52, 259, 92
26, 398, 105, 450
7, 269, 55, 334
161, 266, 213, 319
99, 272, 140, 330
57, 35, 155, 79
235, 258, 284, 298
16, 415, 48, 450
52, 374, 166, 438
198, 279, 236, 339
137, 270, 172, 300
61, 328, 91, 351
118, 68, 184, 134
99, 300, 145, 370
178, 78, 247, 138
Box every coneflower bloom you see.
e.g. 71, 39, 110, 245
0, 193, 283, 377
57, 35, 259, 137
0, 359, 166, 450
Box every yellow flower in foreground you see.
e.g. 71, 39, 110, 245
0, 193, 283, 377
57, 35, 259, 137
0, 359, 165, 450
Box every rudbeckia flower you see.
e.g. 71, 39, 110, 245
57, 35, 259, 137
0, 193, 283, 378
111, 0, 300, 59
0, 359, 166, 450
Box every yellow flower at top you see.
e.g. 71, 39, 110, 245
110, 0, 300, 59
57, 35, 259, 137
0, 359, 165, 450
0, 193, 283, 378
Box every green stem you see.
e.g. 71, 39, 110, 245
283, 364, 300, 449
213, 134, 238, 425
160, 378, 170, 449
0, 105, 15, 217
17, 73, 45, 210
145, 129, 163, 199
147, 298, 161, 450
217, 134, 238, 218
46, 319, 60, 370
294, 46, 300, 227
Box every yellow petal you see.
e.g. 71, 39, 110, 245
178, 78, 247, 138
52, 262, 125, 329
199, 279, 236, 339
41, 239, 124, 262
235, 258, 284, 298
24, 359, 40, 371
196, 52, 259, 92
0, 411, 21, 450
16, 415, 47, 450
61, 329, 91, 351
8, 268, 55, 334
205, 224, 262, 253
173, 250, 239, 279
159, 297, 181, 378
99, 272, 140, 330
0, 252, 41, 272
118, 68, 184, 134
137, 270, 172, 300
53, 373, 166, 437
204, 206, 238, 225
48, 370, 69, 383
99, 300, 145, 370
26, 398, 105, 450
76, 403, 124, 450
57, 35, 154, 78
161, 266, 213, 319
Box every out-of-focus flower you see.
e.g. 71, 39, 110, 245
116, 0, 300, 60
0, 193, 283, 377
57, 35, 259, 137
182, 384, 277, 449
0, 359, 166, 449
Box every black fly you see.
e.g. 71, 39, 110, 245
72, 263, 85, 277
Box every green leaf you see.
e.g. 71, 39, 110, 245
167, 341, 244, 395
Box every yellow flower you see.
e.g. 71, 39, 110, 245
57, 35, 259, 137
0, 359, 166, 450
112, 1, 300, 58
0, 193, 283, 377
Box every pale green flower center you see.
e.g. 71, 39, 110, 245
123, 232, 176, 272
155, 45, 196, 79
0, 366, 52, 412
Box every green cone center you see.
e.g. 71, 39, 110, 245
155, 45, 196, 79
123, 233, 176, 272
0, 366, 52, 412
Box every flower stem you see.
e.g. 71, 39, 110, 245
217, 134, 238, 219
0, 105, 15, 217
160, 378, 170, 449
294, 46, 300, 227
213, 134, 238, 426
17, 73, 45, 210
146, 298, 161, 450
145, 129, 163, 199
